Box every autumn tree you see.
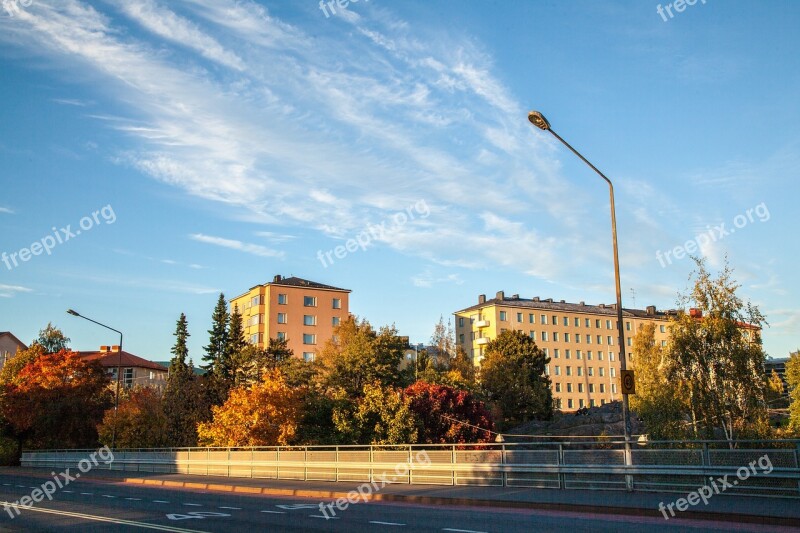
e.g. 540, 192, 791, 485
629, 322, 688, 440
331, 382, 418, 445
316, 317, 406, 397
98, 387, 168, 448
1, 350, 111, 454
765, 370, 788, 409
666, 258, 769, 444
480, 330, 553, 429
787, 351, 800, 432
31, 323, 70, 354
0, 344, 45, 384
430, 316, 456, 368
197, 370, 304, 447
164, 313, 202, 447
232, 338, 298, 387
404, 381, 493, 443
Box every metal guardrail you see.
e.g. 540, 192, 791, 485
21, 440, 800, 498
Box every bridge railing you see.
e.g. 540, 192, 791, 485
21, 440, 800, 497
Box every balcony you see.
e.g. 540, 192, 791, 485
475, 337, 490, 345
475, 320, 490, 328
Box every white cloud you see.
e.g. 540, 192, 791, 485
0, 207, 14, 214
190, 233, 284, 258
0, 285, 33, 298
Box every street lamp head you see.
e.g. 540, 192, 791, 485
67, 309, 80, 316
527, 110, 551, 131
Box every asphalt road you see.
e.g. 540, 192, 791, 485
0, 472, 795, 533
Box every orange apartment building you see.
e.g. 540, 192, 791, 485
455, 291, 674, 411
230, 275, 350, 362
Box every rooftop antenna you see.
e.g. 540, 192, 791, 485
629, 288, 636, 309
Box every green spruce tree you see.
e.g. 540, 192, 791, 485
164, 313, 200, 447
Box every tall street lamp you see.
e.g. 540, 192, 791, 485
527, 111, 633, 446
67, 309, 123, 449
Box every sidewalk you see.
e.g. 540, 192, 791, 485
3, 467, 799, 527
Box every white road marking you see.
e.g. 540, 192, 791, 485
183, 503, 202, 506
153, 500, 170, 503
0, 500, 207, 532
80, 492, 93, 495
218, 506, 241, 510
276, 504, 319, 510
2, 483, 10, 486
102, 495, 116, 498
15, 485, 26, 488
125, 497, 142, 501
371, 521, 405, 526
62, 490, 74, 493
260, 510, 286, 514
309, 515, 339, 519
443, 529, 488, 533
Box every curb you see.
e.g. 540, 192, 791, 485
4, 469, 800, 528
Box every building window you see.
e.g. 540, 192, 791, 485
585, 318, 591, 327
627, 337, 632, 346
500, 311, 507, 321
579, 399, 585, 408
249, 314, 263, 326
529, 313, 534, 323
332, 316, 340, 326
529, 330, 536, 340
599, 367, 605, 377
590, 399, 596, 407
277, 313, 287, 324
660, 324, 666, 333
595, 319, 601, 328
540, 314, 547, 325
598, 351, 604, 360
574, 317, 580, 327
576, 350, 582, 360
303, 333, 316, 345
250, 333, 259, 344
606, 320, 612, 329
577, 367, 583, 377
566, 366, 572, 376
552, 315, 558, 325
612, 383, 617, 394
597, 335, 602, 344
555, 383, 561, 392
567, 383, 573, 393
556, 399, 562, 410
588, 367, 594, 376
123, 368, 133, 387
565, 349, 571, 359
251, 295, 263, 306
516, 312, 523, 322
553, 349, 560, 359
587, 351, 592, 360
607, 336, 613, 345
575, 334, 581, 343
278, 293, 287, 305
586, 335, 592, 344
304, 315, 317, 326
552, 332, 559, 342
541, 331, 548, 341
459, 317, 464, 327
304, 296, 317, 307
545, 365, 550, 375
626, 321, 631, 331
578, 383, 584, 393
563, 317, 569, 326
600, 383, 605, 393
661, 340, 667, 347
611, 368, 616, 378
303, 352, 315, 362
543, 348, 549, 356
555, 365, 561, 376
568, 399, 574, 409
277, 332, 285, 341
564, 333, 570, 342
610, 352, 615, 361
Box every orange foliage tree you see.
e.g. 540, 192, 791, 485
196, 370, 305, 447
1, 350, 111, 452
97, 387, 169, 448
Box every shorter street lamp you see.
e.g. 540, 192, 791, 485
67, 309, 123, 449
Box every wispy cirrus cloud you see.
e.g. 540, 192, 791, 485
190, 233, 284, 259
0, 285, 32, 298
0, 207, 14, 214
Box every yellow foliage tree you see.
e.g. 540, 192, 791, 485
196, 370, 304, 447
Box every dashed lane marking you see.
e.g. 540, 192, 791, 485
218, 506, 241, 510
260, 510, 285, 514
371, 521, 405, 526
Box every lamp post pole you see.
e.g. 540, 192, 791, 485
527, 111, 633, 448
67, 309, 123, 449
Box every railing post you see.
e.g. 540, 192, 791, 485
250, 447, 254, 479
451, 445, 456, 486
795, 442, 800, 497
369, 445, 373, 483
624, 439, 633, 492
500, 442, 506, 487
335, 446, 339, 482
304, 446, 308, 481
558, 443, 565, 490
206, 447, 209, 476
227, 448, 231, 477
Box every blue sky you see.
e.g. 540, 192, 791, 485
1, 0, 798, 362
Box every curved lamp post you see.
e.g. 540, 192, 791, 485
527, 111, 633, 447
67, 309, 123, 449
